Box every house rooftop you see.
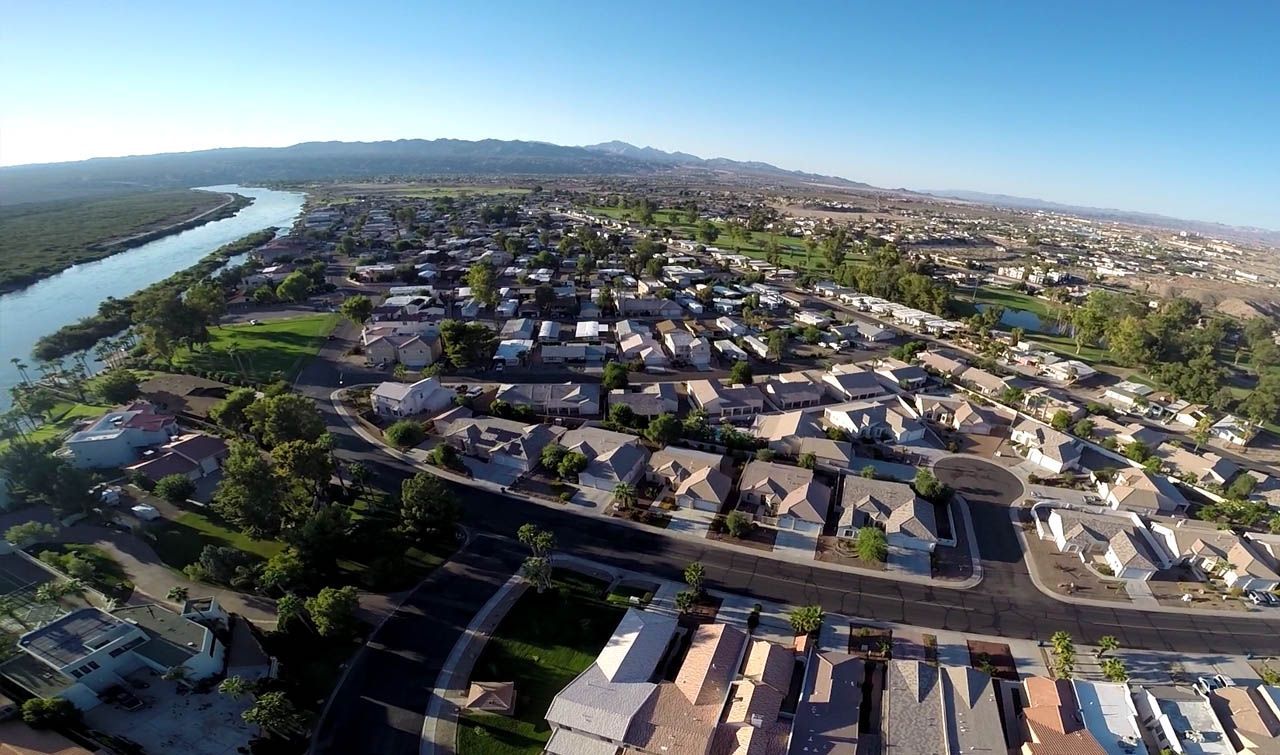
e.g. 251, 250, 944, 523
18, 608, 134, 668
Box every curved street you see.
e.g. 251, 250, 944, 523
298, 331, 1280, 755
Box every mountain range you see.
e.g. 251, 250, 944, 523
1, 137, 1271, 242
0, 138, 867, 206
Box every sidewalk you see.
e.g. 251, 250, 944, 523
332, 387, 984, 590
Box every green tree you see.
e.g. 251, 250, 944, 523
798, 452, 817, 470
860, 465, 877, 479
275, 271, 312, 302
89, 368, 141, 404
1050, 410, 1072, 431
4, 520, 57, 547
534, 284, 556, 313
21, 697, 77, 729
646, 413, 681, 445
725, 510, 752, 538
557, 450, 588, 479
522, 556, 552, 593
210, 387, 259, 434
602, 362, 629, 391
854, 527, 888, 563
728, 360, 753, 386
399, 472, 458, 541
696, 221, 720, 244
154, 474, 196, 503
340, 294, 374, 324
1072, 419, 1095, 439
259, 547, 306, 595
517, 524, 555, 556
913, 468, 952, 503
766, 329, 787, 360
212, 442, 286, 537
304, 585, 359, 638
185, 281, 227, 327
1096, 635, 1120, 657
275, 593, 306, 632
166, 585, 189, 603
466, 263, 498, 310
789, 604, 824, 635
246, 392, 325, 448
684, 561, 706, 595
675, 589, 697, 613
540, 443, 567, 471
243, 690, 307, 737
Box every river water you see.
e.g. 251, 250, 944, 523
0, 185, 306, 407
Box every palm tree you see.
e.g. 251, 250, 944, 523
218, 675, 250, 699
1096, 635, 1120, 657
243, 691, 306, 737
166, 586, 189, 604
612, 482, 637, 512
684, 561, 706, 595
162, 665, 190, 684
10, 358, 30, 386
276, 593, 306, 631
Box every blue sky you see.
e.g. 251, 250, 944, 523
1, 1, 1277, 228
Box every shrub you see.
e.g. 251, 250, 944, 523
22, 698, 77, 728
384, 420, 426, 449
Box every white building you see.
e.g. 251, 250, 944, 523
371, 377, 455, 418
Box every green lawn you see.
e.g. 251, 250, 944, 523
171, 313, 339, 381
34, 543, 134, 598
585, 205, 838, 271
1, 399, 111, 452
147, 510, 285, 569
457, 573, 624, 755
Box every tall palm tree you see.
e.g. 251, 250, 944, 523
612, 482, 637, 512
276, 593, 307, 632
10, 358, 30, 386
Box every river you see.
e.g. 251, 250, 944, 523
0, 185, 306, 408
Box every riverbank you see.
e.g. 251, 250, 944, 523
0, 189, 252, 294
30, 228, 278, 362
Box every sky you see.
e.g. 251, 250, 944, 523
1, 0, 1277, 228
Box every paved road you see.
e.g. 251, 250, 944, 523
302, 316, 1280, 755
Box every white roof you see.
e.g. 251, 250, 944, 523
1073, 681, 1143, 755
597, 609, 677, 683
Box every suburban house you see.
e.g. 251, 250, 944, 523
1033, 506, 1165, 581
544, 612, 752, 755
495, 383, 601, 416
715, 316, 748, 337
1151, 519, 1280, 591
738, 460, 831, 533
647, 447, 733, 513
609, 383, 679, 419
1155, 445, 1240, 486
1212, 414, 1257, 447
1011, 418, 1083, 474
559, 426, 650, 491
1208, 686, 1280, 754
873, 358, 929, 390
1132, 685, 1232, 755
713, 340, 749, 363
686, 380, 765, 422
618, 333, 671, 369
760, 373, 826, 411
714, 639, 795, 754
123, 433, 229, 484
823, 396, 926, 443
1020, 677, 1108, 755
61, 402, 178, 469
499, 318, 537, 341
788, 651, 866, 755
831, 320, 895, 343
958, 366, 1028, 398
1096, 469, 1188, 515
881, 661, 1004, 755
371, 377, 455, 418
368, 332, 441, 369
438, 417, 565, 474
1103, 381, 1155, 412
1070, 681, 1145, 755
916, 350, 968, 378
914, 395, 1003, 435
663, 330, 712, 368
751, 411, 825, 455
1089, 416, 1165, 449
837, 476, 941, 552
821, 365, 886, 402
1172, 402, 1212, 430
5, 605, 224, 712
